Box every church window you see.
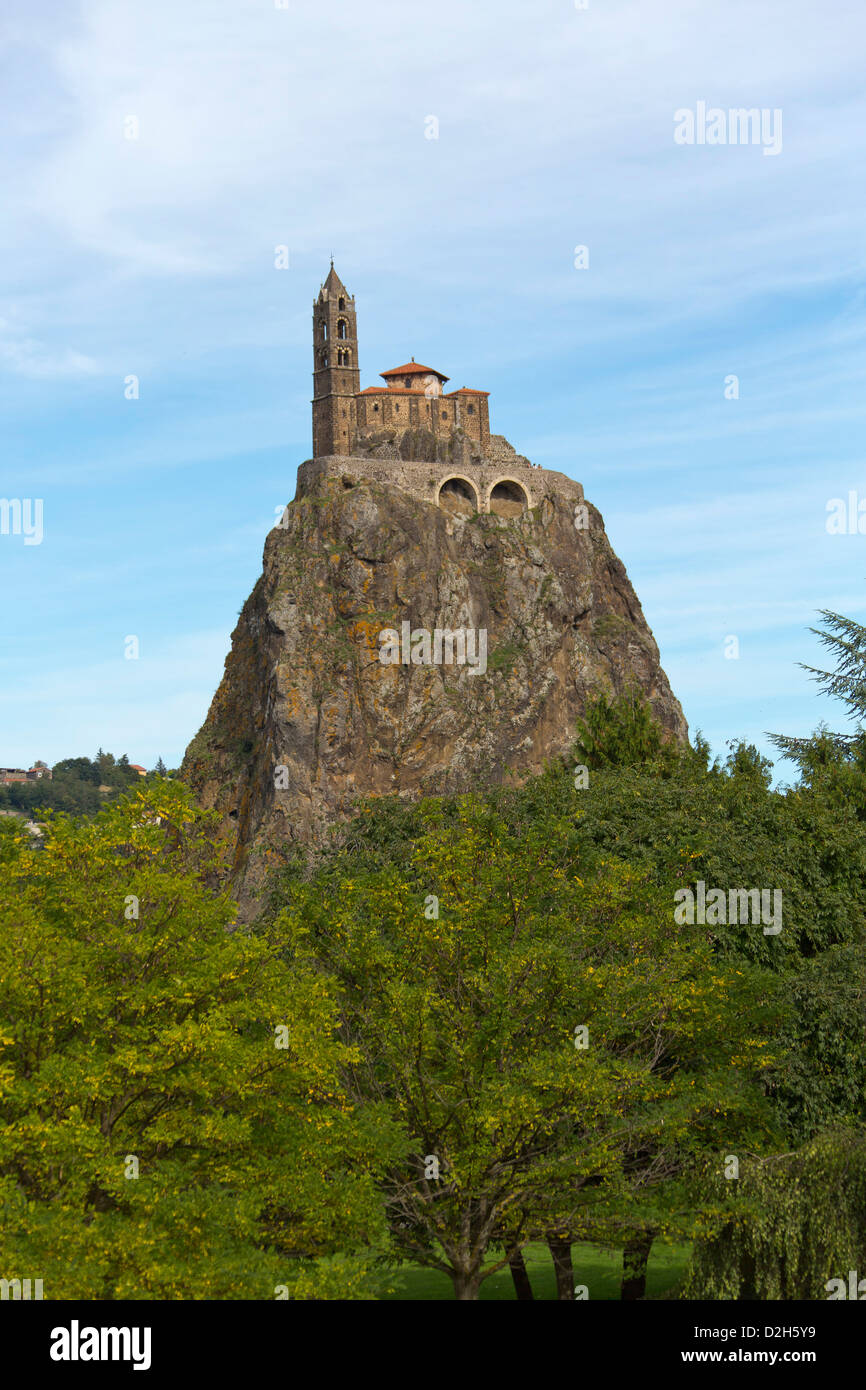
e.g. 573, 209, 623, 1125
323, 354, 329, 367
321, 323, 327, 340
337, 319, 348, 340
338, 297, 345, 310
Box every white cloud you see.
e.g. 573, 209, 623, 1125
0, 318, 99, 377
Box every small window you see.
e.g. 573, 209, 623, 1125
442, 410, 447, 418
468, 404, 475, 415
337, 319, 348, 340
373, 403, 379, 412
338, 297, 345, 311
321, 323, 327, 340
404, 377, 411, 387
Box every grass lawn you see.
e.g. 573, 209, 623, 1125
381, 1240, 690, 1300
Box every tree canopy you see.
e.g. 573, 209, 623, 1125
0, 781, 403, 1299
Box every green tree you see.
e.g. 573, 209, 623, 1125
723, 739, 773, 790
273, 796, 779, 1300
571, 687, 698, 773
683, 1130, 866, 1300
679, 610, 866, 1298
53, 757, 100, 785
0, 781, 402, 1299
770, 608, 866, 761
772, 944, 866, 1141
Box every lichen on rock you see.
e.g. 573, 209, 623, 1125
182, 465, 686, 916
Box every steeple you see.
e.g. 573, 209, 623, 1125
312, 264, 360, 456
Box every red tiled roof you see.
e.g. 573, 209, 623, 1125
358, 386, 423, 396
357, 385, 488, 398
380, 361, 449, 382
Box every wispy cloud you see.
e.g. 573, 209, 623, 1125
0, 318, 99, 377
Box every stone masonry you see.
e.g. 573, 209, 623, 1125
310, 263, 584, 520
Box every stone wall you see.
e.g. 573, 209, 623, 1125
354, 390, 489, 450
296, 435, 584, 519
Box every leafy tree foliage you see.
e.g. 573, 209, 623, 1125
679, 609, 866, 1298
771, 944, 866, 1142
683, 1130, 866, 1300
264, 679, 866, 1298
573, 687, 680, 770
272, 795, 780, 1299
0, 781, 402, 1299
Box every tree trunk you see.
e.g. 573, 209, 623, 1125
621, 1233, 654, 1300
452, 1267, 483, 1300
508, 1248, 534, 1301
547, 1236, 575, 1301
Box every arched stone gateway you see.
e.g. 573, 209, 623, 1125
437, 475, 479, 516
488, 478, 529, 517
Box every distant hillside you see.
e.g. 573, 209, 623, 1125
0, 751, 171, 817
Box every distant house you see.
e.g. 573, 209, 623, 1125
129, 764, 147, 777
0, 761, 52, 785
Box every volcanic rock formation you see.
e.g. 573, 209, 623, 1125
183, 446, 686, 914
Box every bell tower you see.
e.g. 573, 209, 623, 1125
312, 262, 360, 456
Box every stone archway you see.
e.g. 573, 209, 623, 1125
437, 475, 479, 516
487, 478, 529, 517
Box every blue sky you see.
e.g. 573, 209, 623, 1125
2, 0, 865, 776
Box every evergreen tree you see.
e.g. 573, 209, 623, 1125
770, 608, 866, 760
